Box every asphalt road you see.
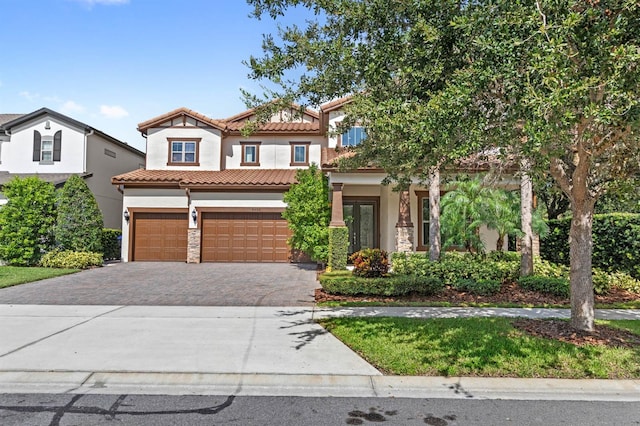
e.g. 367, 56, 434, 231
1, 394, 638, 426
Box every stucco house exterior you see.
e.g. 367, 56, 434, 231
113, 99, 514, 263
0, 108, 145, 229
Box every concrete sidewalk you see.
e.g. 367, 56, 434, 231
1, 304, 639, 401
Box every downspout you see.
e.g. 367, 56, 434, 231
84, 128, 94, 173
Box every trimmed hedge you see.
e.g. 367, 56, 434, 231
328, 226, 349, 271
40, 250, 103, 269
541, 213, 640, 278
319, 271, 444, 296
518, 275, 570, 298
101, 228, 121, 260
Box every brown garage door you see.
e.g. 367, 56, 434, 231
132, 212, 188, 261
201, 211, 290, 262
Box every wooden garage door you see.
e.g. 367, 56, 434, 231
201, 212, 290, 262
133, 212, 188, 261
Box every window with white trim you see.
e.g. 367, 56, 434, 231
341, 126, 366, 147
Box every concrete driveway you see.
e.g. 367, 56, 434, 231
0, 262, 318, 306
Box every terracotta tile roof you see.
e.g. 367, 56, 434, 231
224, 102, 319, 122
112, 168, 297, 189
320, 95, 353, 113
226, 121, 320, 132
137, 107, 227, 132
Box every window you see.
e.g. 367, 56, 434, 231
416, 191, 430, 251
341, 126, 366, 147
33, 130, 61, 163
167, 138, 200, 165
290, 141, 310, 166
241, 142, 261, 166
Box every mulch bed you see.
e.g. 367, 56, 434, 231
316, 284, 640, 348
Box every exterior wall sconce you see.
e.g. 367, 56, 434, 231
191, 209, 197, 223
124, 209, 130, 223
45, 120, 51, 129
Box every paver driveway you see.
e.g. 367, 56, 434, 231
0, 262, 318, 306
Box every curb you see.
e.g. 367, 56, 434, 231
1, 371, 639, 401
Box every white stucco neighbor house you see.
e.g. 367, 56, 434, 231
113, 99, 515, 263
0, 108, 145, 229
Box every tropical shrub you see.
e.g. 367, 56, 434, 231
0, 177, 56, 265
328, 226, 349, 271
40, 250, 103, 269
282, 164, 330, 263
101, 228, 122, 260
518, 276, 570, 298
350, 248, 389, 277
541, 214, 640, 278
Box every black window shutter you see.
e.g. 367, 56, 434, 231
33, 131, 41, 161
53, 131, 62, 161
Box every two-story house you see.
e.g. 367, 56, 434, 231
0, 108, 145, 229
114, 100, 514, 263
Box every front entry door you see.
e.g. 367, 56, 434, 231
343, 199, 378, 255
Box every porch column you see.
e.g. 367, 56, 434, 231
330, 183, 346, 227
395, 188, 414, 252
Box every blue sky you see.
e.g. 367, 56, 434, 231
1, 0, 308, 151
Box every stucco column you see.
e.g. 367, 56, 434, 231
395, 188, 414, 252
330, 183, 346, 227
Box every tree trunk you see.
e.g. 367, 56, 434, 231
429, 167, 441, 261
569, 200, 595, 331
520, 162, 534, 276
496, 234, 505, 252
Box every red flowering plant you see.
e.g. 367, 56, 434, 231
349, 248, 389, 278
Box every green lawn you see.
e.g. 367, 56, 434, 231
0, 266, 79, 289
320, 317, 640, 379
318, 300, 640, 309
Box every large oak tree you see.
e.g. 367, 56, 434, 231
245, 0, 640, 331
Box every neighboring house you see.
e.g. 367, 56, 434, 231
0, 108, 145, 229
113, 99, 514, 263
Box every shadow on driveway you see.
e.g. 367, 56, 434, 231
0, 262, 318, 306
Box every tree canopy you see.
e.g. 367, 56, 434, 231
246, 0, 640, 331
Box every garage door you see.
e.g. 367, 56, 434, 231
132, 212, 188, 261
201, 212, 290, 262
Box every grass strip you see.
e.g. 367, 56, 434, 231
319, 317, 640, 379
0, 266, 79, 289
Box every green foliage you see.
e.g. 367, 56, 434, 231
595, 176, 640, 214
0, 177, 56, 266
452, 278, 502, 296
349, 248, 389, 278
391, 252, 520, 285
40, 250, 103, 269
533, 257, 569, 279
54, 175, 104, 253
101, 228, 122, 260
282, 164, 330, 263
328, 226, 349, 271
518, 276, 570, 298
541, 214, 640, 278
319, 271, 444, 297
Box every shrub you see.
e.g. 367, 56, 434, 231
54, 175, 104, 252
541, 213, 640, 278
328, 226, 349, 271
607, 271, 640, 294
518, 276, 570, 298
592, 268, 613, 295
0, 177, 56, 265
101, 228, 122, 260
319, 271, 444, 296
40, 250, 103, 269
533, 257, 568, 278
452, 278, 502, 296
350, 248, 389, 277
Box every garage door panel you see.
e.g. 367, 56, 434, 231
133, 212, 188, 262
201, 211, 290, 263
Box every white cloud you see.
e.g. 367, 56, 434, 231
100, 105, 129, 119
19, 91, 40, 101
60, 100, 86, 114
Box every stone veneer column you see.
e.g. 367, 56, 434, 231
329, 183, 346, 227
395, 189, 414, 252
187, 228, 201, 263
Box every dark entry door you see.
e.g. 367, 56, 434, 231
343, 200, 377, 255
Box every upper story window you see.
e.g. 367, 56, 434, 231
167, 138, 200, 166
290, 141, 310, 166
240, 141, 261, 166
33, 130, 62, 163
341, 126, 366, 147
